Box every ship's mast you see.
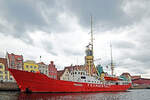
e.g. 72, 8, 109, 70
85, 16, 94, 76
90, 15, 94, 75
91, 16, 94, 57
110, 43, 114, 76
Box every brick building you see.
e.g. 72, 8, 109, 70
6, 52, 23, 70
48, 61, 57, 79
6, 52, 23, 82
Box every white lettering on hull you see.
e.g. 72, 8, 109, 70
74, 83, 83, 86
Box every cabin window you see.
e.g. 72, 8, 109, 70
78, 72, 80, 74
31, 70, 34, 72
75, 72, 77, 74
81, 76, 86, 79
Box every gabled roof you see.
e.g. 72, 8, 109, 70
37, 62, 46, 65
121, 72, 131, 76
57, 70, 64, 80
7, 53, 23, 61
64, 65, 85, 72
57, 65, 85, 80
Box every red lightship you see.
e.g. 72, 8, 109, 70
8, 17, 131, 93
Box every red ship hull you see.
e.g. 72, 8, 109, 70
9, 69, 131, 93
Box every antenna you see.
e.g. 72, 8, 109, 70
110, 42, 114, 76
91, 15, 94, 57
40, 56, 41, 62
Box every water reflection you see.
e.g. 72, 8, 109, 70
0, 91, 19, 100
18, 92, 125, 100
1, 90, 150, 100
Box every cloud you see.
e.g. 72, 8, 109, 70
0, 0, 70, 43
64, 0, 134, 30
113, 40, 136, 49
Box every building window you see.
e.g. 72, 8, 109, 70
54, 75, 56, 79
0, 65, 3, 69
26, 65, 28, 68
17, 57, 22, 60
30, 66, 32, 68
0, 71, 3, 74
11, 62, 15, 66
0, 75, 3, 79
5, 76, 8, 80
31, 70, 35, 72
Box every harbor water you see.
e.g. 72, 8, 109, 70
0, 89, 150, 100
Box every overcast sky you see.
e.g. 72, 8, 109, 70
0, 0, 150, 78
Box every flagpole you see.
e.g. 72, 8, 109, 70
40, 56, 41, 62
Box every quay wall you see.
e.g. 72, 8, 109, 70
0, 82, 19, 91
